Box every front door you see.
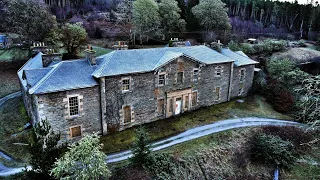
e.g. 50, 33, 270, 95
175, 98, 182, 115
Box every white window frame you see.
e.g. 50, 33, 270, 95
158, 72, 166, 86
239, 68, 246, 82
193, 68, 199, 82
69, 125, 83, 139
121, 77, 131, 92
67, 95, 80, 118
215, 66, 223, 77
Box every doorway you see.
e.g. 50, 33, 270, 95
175, 98, 182, 115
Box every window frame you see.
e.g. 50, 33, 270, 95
177, 71, 184, 84
215, 87, 221, 101
239, 68, 246, 82
157, 98, 165, 115
193, 68, 199, 82
121, 77, 131, 92
215, 66, 223, 77
68, 95, 80, 117
158, 73, 166, 86
69, 125, 82, 139
192, 91, 198, 107
123, 105, 132, 124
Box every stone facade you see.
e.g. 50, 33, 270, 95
33, 87, 101, 141
101, 57, 254, 132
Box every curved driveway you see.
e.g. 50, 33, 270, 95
0, 91, 21, 107
0, 117, 303, 176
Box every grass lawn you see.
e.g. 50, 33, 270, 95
101, 95, 292, 154
0, 48, 30, 62
0, 97, 33, 167
0, 69, 20, 98
78, 46, 113, 58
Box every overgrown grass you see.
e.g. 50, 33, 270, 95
0, 69, 20, 98
0, 48, 30, 62
0, 97, 32, 166
101, 95, 292, 154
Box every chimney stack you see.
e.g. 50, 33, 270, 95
42, 49, 62, 67
85, 45, 96, 65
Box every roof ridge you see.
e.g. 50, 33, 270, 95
29, 62, 63, 94
92, 51, 116, 78
17, 52, 43, 73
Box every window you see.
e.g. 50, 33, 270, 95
238, 83, 244, 96
192, 92, 197, 106
70, 125, 82, 138
157, 99, 164, 115
177, 72, 183, 83
158, 74, 165, 85
122, 78, 130, 92
123, 106, 131, 123
69, 96, 79, 116
215, 87, 221, 100
215, 66, 222, 77
184, 96, 189, 109
193, 69, 199, 82
239, 69, 245, 82
169, 99, 173, 113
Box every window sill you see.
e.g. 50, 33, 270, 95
68, 115, 81, 119
122, 90, 131, 93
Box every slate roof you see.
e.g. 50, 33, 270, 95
20, 46, 258, 95
24, 68, 52, 87
0, 35, 7, 43
220, 48, 258, 67
92, 45, 234, 78
28, 59, 99, 94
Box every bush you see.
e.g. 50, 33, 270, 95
298, 39, 306, 47
228, 40, 241, 51
240, 43, 255, 54
130, 126, 152, 167
262, 126, 313, 154
265, 81, 295, 112
250, 133, 295, 168
145, 153, 175, 179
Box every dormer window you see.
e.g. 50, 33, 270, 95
215, 66, 223, 77
121, 77, 131, 92
158, 73, 165, 85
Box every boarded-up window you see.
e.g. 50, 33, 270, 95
185, 96, 189, 109
177, 72, 183, 83
169, 99, 173, 113
158, 74, 165, 85
193, 69, 199, 82
158, 99, 164, 115
122, 78, 130, 91
70, 125, 82, 138
69, 96, 79, 116
215, 87, 221, 100
192, 92, 197, 106
240, 69, 245, 82
123, 106, 131, 123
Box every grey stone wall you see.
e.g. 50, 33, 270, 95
35, 87, 102, 141
103, 57, 234, 131
230, 65, 255, 98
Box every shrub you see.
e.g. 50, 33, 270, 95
228, 40, 241, 51
298, 39, 306, 47
250, 133, 295, 168
262, 126, 313, 154
145, 153, 175, 179
240, 43, 255, 54
265, 81, 295, 112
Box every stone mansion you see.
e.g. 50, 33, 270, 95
18, 45, 258, 141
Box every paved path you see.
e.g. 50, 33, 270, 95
106, 117, 302, 163
0, 117, 303, 177
0, 91, 21, 107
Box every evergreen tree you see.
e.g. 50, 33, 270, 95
26, 120, 65, 180
130, 126, 152, 167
